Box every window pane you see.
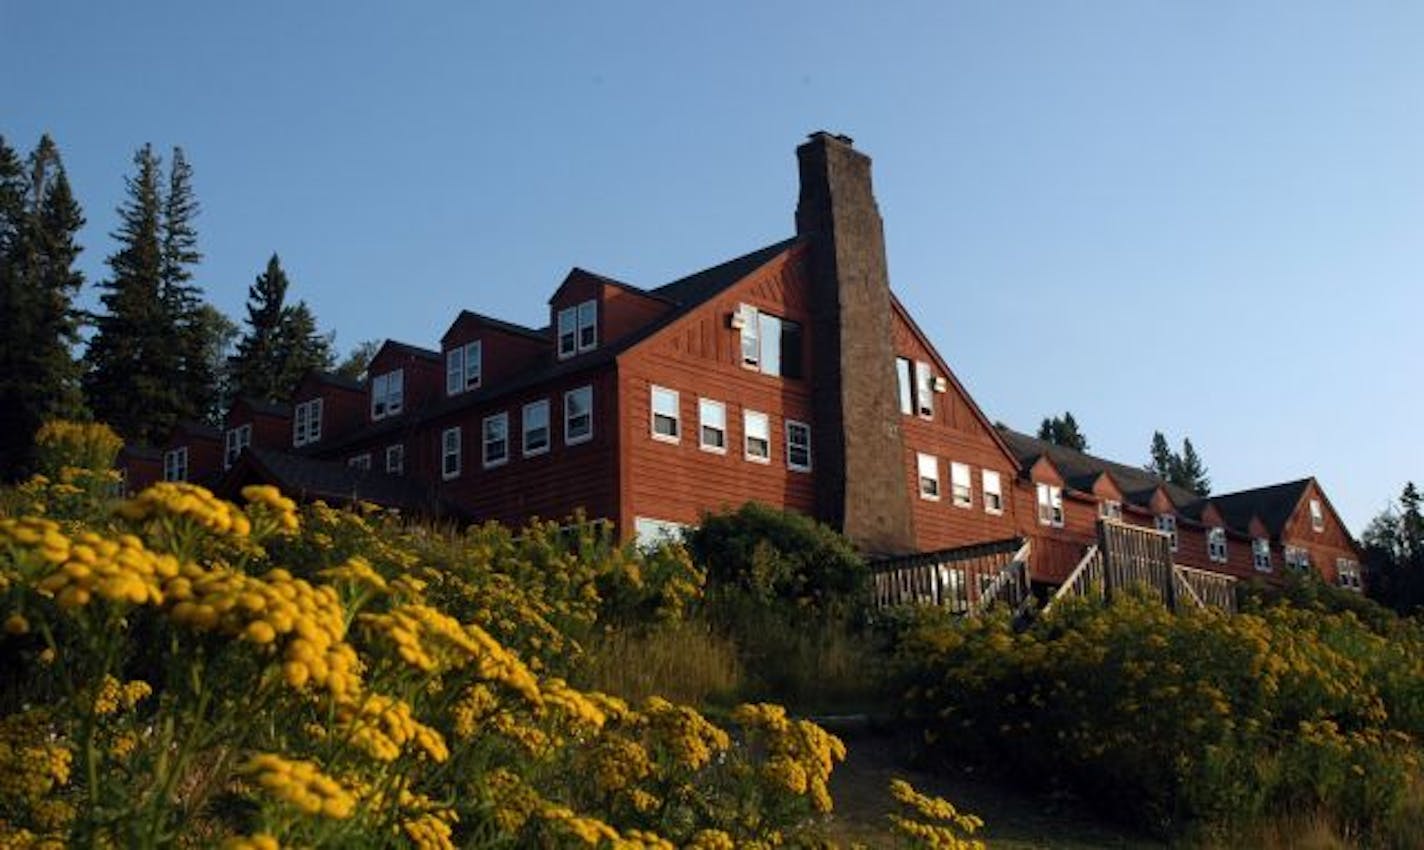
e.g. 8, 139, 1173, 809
758, 313, 781, 376
577, 301, 597, 349
465, 341, 481, 388
740, 306, 760, 366
780, 320, 803, 379
700, 399, 726, 450
896, 358, 913, 415
558, 307, 577, 355
786, 421, 810, 470
566, 386, 592, 442
745, 411, 769, 459
446, 348, 463, 394
915, 361, 933, 416
652, 386, 679, 438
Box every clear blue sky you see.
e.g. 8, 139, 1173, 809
4, 1, 1420, 533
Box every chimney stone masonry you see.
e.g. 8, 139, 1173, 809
795, 132, 917, 556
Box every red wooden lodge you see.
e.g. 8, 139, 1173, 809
118, 132, 1364, 603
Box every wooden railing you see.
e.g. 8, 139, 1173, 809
870, 538, 1030, 615
1046, 521, 1237, 614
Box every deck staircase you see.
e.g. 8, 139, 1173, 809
1045, 520, 1237, 614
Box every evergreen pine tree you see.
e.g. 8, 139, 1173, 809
1036, 412, 1089, 451
160, 147, 217, 423
84, 145, 172, 444
0, 136, 31, 477
1147, 431, 1175, 480
273, 301, 334, 396
1176, 438, 1211, 495
229, 254, 292, 402
334, 340, 380, 381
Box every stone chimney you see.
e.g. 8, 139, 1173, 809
795, 132, 917, 555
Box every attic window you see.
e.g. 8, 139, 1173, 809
1208, 527, 1228, 563
1036, 483, 1063, 527
1156, 514, 1178, 552
371, 369, 404, 419
1099, 500, 1123, 521
737, 305, 802, 378
224, 424, 252, 470
558, 300, 597, 358
1310, 499, 1324, 532
446, 341, 482, 395
915, 361, 934, 418
1253, 538, 1272, 571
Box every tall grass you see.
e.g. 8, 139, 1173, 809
578, 619, 743, 707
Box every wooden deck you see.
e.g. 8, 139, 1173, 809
870, 537, 1031, 616
1047, 520, 1237, 614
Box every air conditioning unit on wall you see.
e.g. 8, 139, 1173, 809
933, 376, 949, 393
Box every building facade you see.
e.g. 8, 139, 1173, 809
124, 132, 1364, 592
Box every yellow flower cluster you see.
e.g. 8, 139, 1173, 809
117, 482, 252, 538
644, 696, 731, 771
3, 518, 178, 610
540, 677, 608, 732
584, 734, 652, 794
887, 778, 985, 850
335, 693, 449, 763
166, 565, 360, 697
0, 711, 71, 803
732, 703, 845, 813
91, 676, 151, 715
240, 753, 356, 819
358, 603, 541, 704
319, 555, 388, 593
240, 485, 300, 534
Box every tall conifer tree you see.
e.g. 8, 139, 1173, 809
229, 254, 291, 402
0, 135, 87, 477
84, 145, 172, 444
160, 147, 216, 423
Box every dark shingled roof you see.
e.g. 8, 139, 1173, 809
304, 370, 364, 392
1207, 479, 1311, 537
443, 310, 550, 344
172, 421, 221, 442
996, 427, 1205, 512
236, 397, 291, 418
119, 445, 162, 461
223, 448, 451, 515
378, 340, 441, 363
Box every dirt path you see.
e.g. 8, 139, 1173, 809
821, 719, 1162, 849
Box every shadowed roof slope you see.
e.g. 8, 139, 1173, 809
1207, 479, 1312, 537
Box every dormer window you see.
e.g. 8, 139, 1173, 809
737, 304, 802, 378
1310, 499, 1325, 532
446, 341, 482, 395
1036, 483, 1063, 527
1099, 500, 1123, 521
293, 399, 322, 447
1156, 514, 1178, 552
224, 424, 252, 470
163, 447, 188, 482
1253, 538, 1272, 571
371, 369, 404, 419
558, 300, 597, 358
1208, 527, 1228, 563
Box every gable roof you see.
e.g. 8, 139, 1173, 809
547, 267, 677, 307
373, 340, 441, 364
233, 397, 291, 419
300, 370, 364, 393
1207, 479, 1311, 537
441, 310, 550, 344
223, 448, 452, 515
996, 427, 1204, 512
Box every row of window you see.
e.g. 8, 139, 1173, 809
648, 385, 811, 471
437, 386, 593, 480
917, 454, 1005, 513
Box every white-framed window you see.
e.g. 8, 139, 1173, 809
744, 410, 770, 462
1208, 527, 1228, 563
293, 398, 323, 447
699, 398, 727, 453
565, 386, 593, 445
951, 462, 972, 508
918, 453, 940, 500
349, 453, 372, 471
557, 300, 597, 358
983, 470, 1003, 514
737, 304, 802, 378
786, 420, 811, 472
1099, 500, 1123, 521
651, 385, 680, 442
895, 357, 913, 415
1337, 558, 1361, 590
163, 447, 188, 482
371, 369, 404, 419
915, 361, 934, 418
386, 444, 404, 475
1156, 514, 1178, 552
483, 413, 509, 468
446, 340, 482, 395
1310, 499, 1325, 532
1285, 545, 1311, 572
1036, 483, 1063, 527
224, 424, 252, 470
634, 516, 688, 549
1253, 538, 1272, 571
441, 428, 461, 479
523, 399, 550, 456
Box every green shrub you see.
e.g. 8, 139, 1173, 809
892, 593, 1424, 844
